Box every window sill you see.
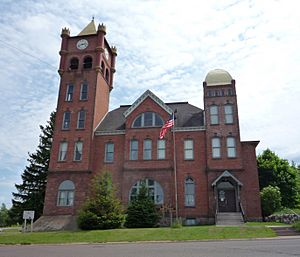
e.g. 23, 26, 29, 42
73, 160, 82, 162
212, 157, 222, 160
184, 206, 196, 208
76, 128, 85, 130
104, 161, 114, 164
57, 160, 67, 163
61, 128, 70, 131
184, 159, 194, 161
79, 99, 88, 101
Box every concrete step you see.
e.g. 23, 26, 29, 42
270, 226, 300, 236
33, 215, 77, 231
216, 212, 244, 226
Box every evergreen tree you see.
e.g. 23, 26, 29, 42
258, 149, 300, 208
10, 111, 55, 223
125, 181, 160, 228
77, 171, 125, 230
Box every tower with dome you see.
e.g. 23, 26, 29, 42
37, 21, 262, 230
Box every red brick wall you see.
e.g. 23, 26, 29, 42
43, 171, 92, 216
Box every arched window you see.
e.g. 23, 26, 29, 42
227, 137, 236, 158
105, 68, 109, 81
224, 104, 233, 124
57, 180, 75, 206
210, 105, 219, 125
129, 179, 164, 204
83, 56, 93, 69
69, 57, 79, 70
185, 177, 195, 207
101, 61, 105, 73
132, 112, 163, 128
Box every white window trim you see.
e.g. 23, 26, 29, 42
184, 139, 194, 160
104, 142, 114, 163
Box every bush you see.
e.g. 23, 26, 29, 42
260, 185, 282, 217
77, 172, 125, 230
293, 221, 300, 232
125, 182, 160, 228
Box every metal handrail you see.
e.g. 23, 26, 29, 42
239, 201, 245, 222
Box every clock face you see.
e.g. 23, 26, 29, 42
104, 47, 109, 59
76, 39, 88, 50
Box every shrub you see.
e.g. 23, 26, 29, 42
77, 172, 125, 230
125, 181, 160, 228
260, 185, 282, 217
293, 221, 300, 232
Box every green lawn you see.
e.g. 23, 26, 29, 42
0, 225, 276, 245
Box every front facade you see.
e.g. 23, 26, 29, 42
42, 21, 261, 227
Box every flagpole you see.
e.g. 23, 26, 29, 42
172, 111, 178, 221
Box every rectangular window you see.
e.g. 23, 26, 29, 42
130, 140, 138, 160
58, 142, 68, 161
212, 138, 221, 158
227, 137, 236, 158
105, 142, 114, 163
157, 139, 166, 159
65, 84, 74, 101
184, 139, 194, 160
77, 110, 86, 129
80, 83, 88, 100
210, 105, 219, 125
57, 191, 74, 206
62, 111, 71, 129
143, 139, 152, 160
225, 105, 233, 124
74, 141, 83, 161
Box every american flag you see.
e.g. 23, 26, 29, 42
159, 114, 175, 139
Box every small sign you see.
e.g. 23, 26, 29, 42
23, 211, 35, 220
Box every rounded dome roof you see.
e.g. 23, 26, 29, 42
205, 69, 233, 86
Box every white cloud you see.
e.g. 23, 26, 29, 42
0, 0, 300, 207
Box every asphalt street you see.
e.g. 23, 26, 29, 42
1, 237, 300, 257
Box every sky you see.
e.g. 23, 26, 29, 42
0, 0, 300, 208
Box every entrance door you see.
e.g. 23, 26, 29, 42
218, 188, 236, 212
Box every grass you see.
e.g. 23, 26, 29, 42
0, 225, 276, 245
245, 221, 287, 226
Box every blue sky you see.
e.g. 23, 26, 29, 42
0, 0, 300, 207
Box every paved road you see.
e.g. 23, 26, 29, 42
1, 237, 300, 257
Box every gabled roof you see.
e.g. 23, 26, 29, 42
123, 90, 173, 118
211, 170, 243, 186
95, 100, 204, 134
78, 20, 97, 36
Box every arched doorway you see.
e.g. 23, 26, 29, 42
212, 170, 243, 213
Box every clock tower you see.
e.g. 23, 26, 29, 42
43, 20, 117, 217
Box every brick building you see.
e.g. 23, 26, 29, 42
39, 20, 262, 229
